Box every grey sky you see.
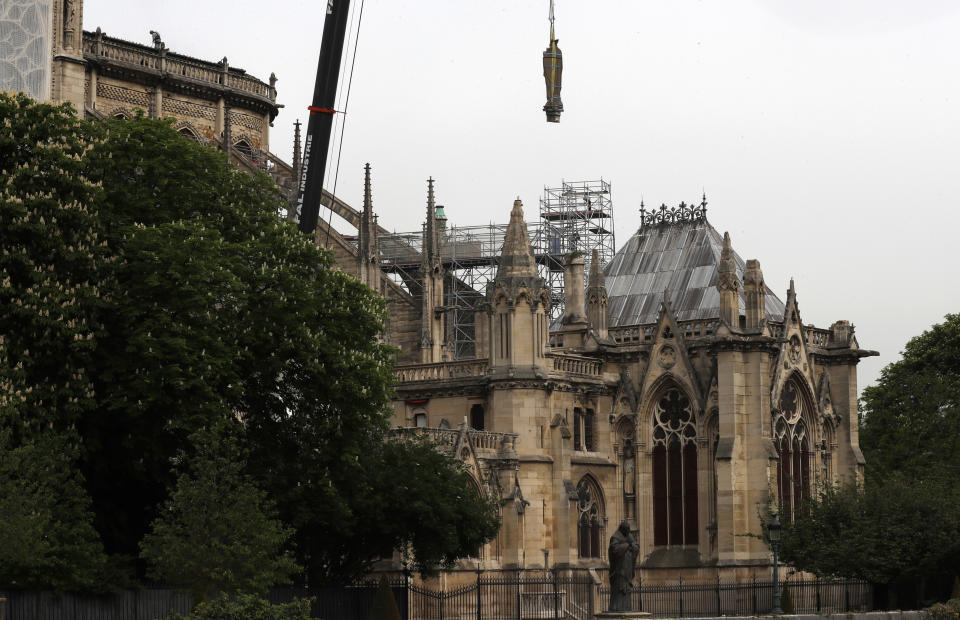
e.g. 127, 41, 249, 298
83, 0, 960, 396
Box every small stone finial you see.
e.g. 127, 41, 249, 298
717, 232, 740, 326
663, 288, 671, 306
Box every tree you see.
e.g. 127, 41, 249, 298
781, 315, 960, 604
781, 478, 960, 586
0, 93, 109, 590
0, 428, 108, 590
140, 425, 299, 601
3, 97, 498, 586
859, 313, 960, 482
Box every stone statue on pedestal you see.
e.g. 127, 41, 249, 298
608, 520, 639, 612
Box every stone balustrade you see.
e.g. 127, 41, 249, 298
392, 427, 518, 454
394, 359, 489, 383
82, 31, 275, 102
806, 327, 832, 348
550, 354, 603, 377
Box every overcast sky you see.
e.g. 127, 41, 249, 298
83, 0, 960, 396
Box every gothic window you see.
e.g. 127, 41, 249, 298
470, 404, 485, 430
574, 408, 597, 451
774, 380, 811, 522
234, 139, 252, 158
577, 477, 604, 558
178, 127, 200, 142
652, 388, 698, 546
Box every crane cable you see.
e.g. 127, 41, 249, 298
323, 0, 366, 248
546, 0, 558, 111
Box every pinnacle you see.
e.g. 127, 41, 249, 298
496, 199, 538, 280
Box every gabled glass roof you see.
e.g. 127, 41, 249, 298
604, 219, 785, 326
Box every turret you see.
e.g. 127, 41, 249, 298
486, 199, 550, 376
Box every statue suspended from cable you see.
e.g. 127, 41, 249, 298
542, 0, 564, 122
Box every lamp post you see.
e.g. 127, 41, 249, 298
768, 514, 783, 614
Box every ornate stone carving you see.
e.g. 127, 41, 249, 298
657, 344, 677, 369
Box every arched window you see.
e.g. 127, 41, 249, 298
234, 139, 252, 158
573, 407, 596, 451
774, 380, 811, 522
652, 388, 698, 546
470, 404, 485, 430
178, 127, 200, 142
577, 477, 604, 558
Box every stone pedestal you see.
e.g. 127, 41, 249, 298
595, 612, 651, 620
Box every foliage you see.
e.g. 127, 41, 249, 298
2, 96, 498, 586
0, 428, 108, 590
781, 475, 960, 586
166, 593, 312, 620
367, 576, 402, 620
353, 434, 501, 579
0, 93, 109, 590
779, 583, 794, 615
781, 315, 960, 593
140, 426, 299, 601
927, 599, 960, 620
860, 313, 960, 482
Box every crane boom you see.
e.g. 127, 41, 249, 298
297, 0, 353, 235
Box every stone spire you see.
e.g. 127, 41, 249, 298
419, 177, 444, 362
357, 163, 380, 290
496, 199, 539, 281
717, 231, 740, 327
586, 248, 609, 338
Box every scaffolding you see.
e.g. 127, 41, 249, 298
538, 179, 616, 319
357, 180, 615, 360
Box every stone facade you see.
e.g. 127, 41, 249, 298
4, 0, 293, 192
321, 181, 876, 583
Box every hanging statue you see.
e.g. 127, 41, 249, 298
542, 0, 563, 122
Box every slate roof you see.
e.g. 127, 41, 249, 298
604, 219, 785, 326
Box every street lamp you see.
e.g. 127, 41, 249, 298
768, 514, 783, 614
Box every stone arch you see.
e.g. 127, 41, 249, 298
773, 372, 817, 521
233, 137, 253, 158
576, 474, 605, 559
173, 120, 202, 142
111, 106, 132, 119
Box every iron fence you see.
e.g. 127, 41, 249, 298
597, 576, 871, 617
0, 573, 873, 620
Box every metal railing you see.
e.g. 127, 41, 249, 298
0, 574, 872, 620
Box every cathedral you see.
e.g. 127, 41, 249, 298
364, 187, 874, 581
5, 0, 876, 584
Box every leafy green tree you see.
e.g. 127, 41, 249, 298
860, 313, 960, 482
2, 98, 497, 586
352, 434, 501, 579
140, 426, 299, 601
782, 315, 960, 603
0, 428, 107, 590
0, 92, 109, 590
781, 478, 960, 585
